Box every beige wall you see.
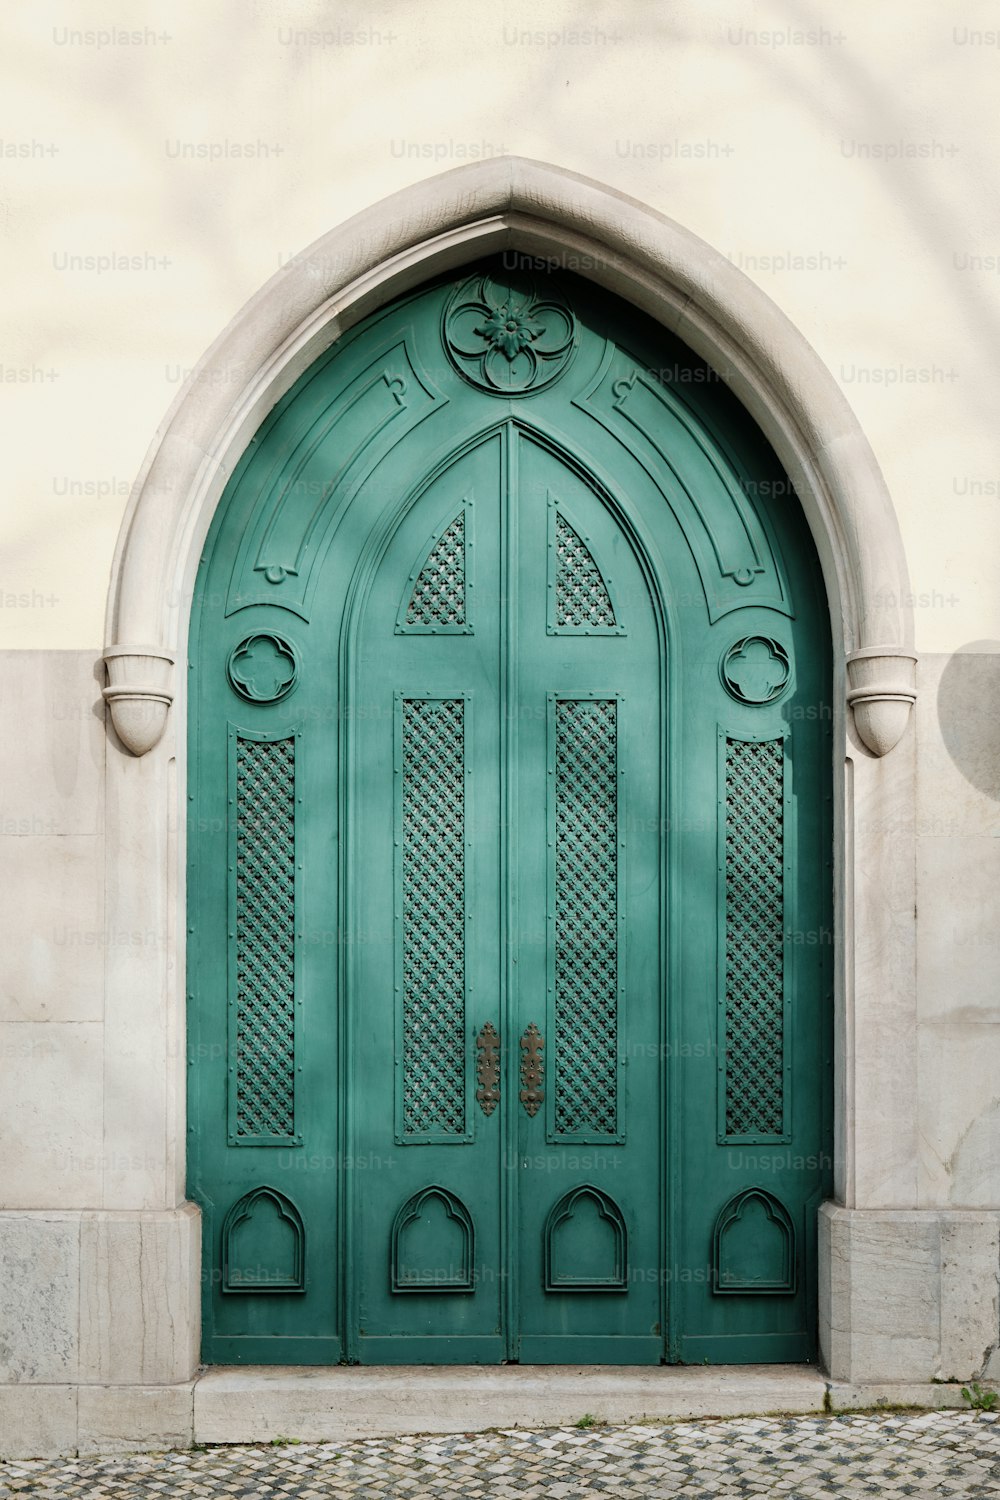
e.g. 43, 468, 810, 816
2, 0, 999, 653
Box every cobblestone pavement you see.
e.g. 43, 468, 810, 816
2, 1411, 1000, 1497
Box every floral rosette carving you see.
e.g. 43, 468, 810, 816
443, 273, 576, 394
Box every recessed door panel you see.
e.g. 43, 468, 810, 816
351, 436, 505, 1362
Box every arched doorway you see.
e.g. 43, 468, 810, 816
186, 258, 832, 1364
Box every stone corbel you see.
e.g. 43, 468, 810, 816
846, 647, 917, 757
102, 646, 175, 756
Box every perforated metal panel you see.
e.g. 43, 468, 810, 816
404, 512, 467, 627
722, 735, 786, 1141
554, 512, 617, 630
398, 697, 468, 1139
231, 733, 297, 1144
551, 697, 621, 1139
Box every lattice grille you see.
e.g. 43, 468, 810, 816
406, 513, 466, 626
555, 513, 616, 629
400, 698, 467, 1135
234, 736, 296, 1139
553, 699, 619, 1136
724, 737, 785, 1137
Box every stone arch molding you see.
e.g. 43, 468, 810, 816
104, 156, 915, 755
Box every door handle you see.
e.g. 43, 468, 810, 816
475, 1022, 500, 1116
519, 1022, 544, 1118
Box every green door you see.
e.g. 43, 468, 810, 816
188, 261, 832, 1366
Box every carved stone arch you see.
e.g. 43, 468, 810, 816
105, 156, 914, 756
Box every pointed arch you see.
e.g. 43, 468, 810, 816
221, 1185, 305, 1294
391, 1186, 475, 1293
545, 1185, 628, 1292
712, 1188, 796, 1296
105, 156, 913, 756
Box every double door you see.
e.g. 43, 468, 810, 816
351, 425, 664, 1361
188, 260, 833, 1368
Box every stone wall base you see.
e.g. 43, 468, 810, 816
0, 1382, 196, 1458
820, 1204, 1000, 1383
6, 1366, 1000, 1460
4, 1202, 1000, 1456
0, 1206, 200, 1389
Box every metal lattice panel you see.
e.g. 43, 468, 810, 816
724, 737, 785, 1138
234, 736, 296, 1139
400, 698, 467, 1136
555, 513, 616, 629
406, 513, 466, 626
553, 699, 619, 1136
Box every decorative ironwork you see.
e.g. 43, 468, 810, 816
403, 511, 467, 628
233, 734, 296, 1141
552, 699, 620, 1137
399, 698, 467, 1137
554, 513, 617, 630
723, 735, 785, 1139
475, 1022, 500, 1117
721, 636, 791, 705
443, 272, 576, 395
519, 1023, 545, 1118
228, 633, 299, 703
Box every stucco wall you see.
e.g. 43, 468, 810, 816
3, 1, 999, 654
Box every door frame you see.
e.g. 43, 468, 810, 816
102, 158, 919, 1356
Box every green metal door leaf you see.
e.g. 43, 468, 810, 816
187, 262, 832, 1366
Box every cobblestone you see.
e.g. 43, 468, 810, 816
2, 1411, 1000, 1497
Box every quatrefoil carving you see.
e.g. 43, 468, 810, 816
227, 633, 299, 704
721, 637, 791, 705
443, 273, 576, 395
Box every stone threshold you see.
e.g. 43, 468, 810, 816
195, 1364, 829, 1443
4, 1367, 992, 1459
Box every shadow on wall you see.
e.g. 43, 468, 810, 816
710, 0, 1000, 438
936, 641, 1000, 800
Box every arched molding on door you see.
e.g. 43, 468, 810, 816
104, 156, 914, 757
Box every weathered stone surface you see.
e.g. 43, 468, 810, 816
918, 1022, 1000, 1208
828, 1381, 980, 1411
0, 1215, 79, 1382
940, 1216, 1000, 1379
0, 1024, 104, 1210
821, 1204, 1000, 1383
0, 834, 105, 1024
0, 653, 104, 837
78, 1206, 201, 1385
77, 1384, 194, 1455
195, 1364, 826, 1444
0, 1384, 77, 1461
847, 745, 918, 1210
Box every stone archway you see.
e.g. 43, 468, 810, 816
105, 156, 915, 757
102, 157, 921, 1384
